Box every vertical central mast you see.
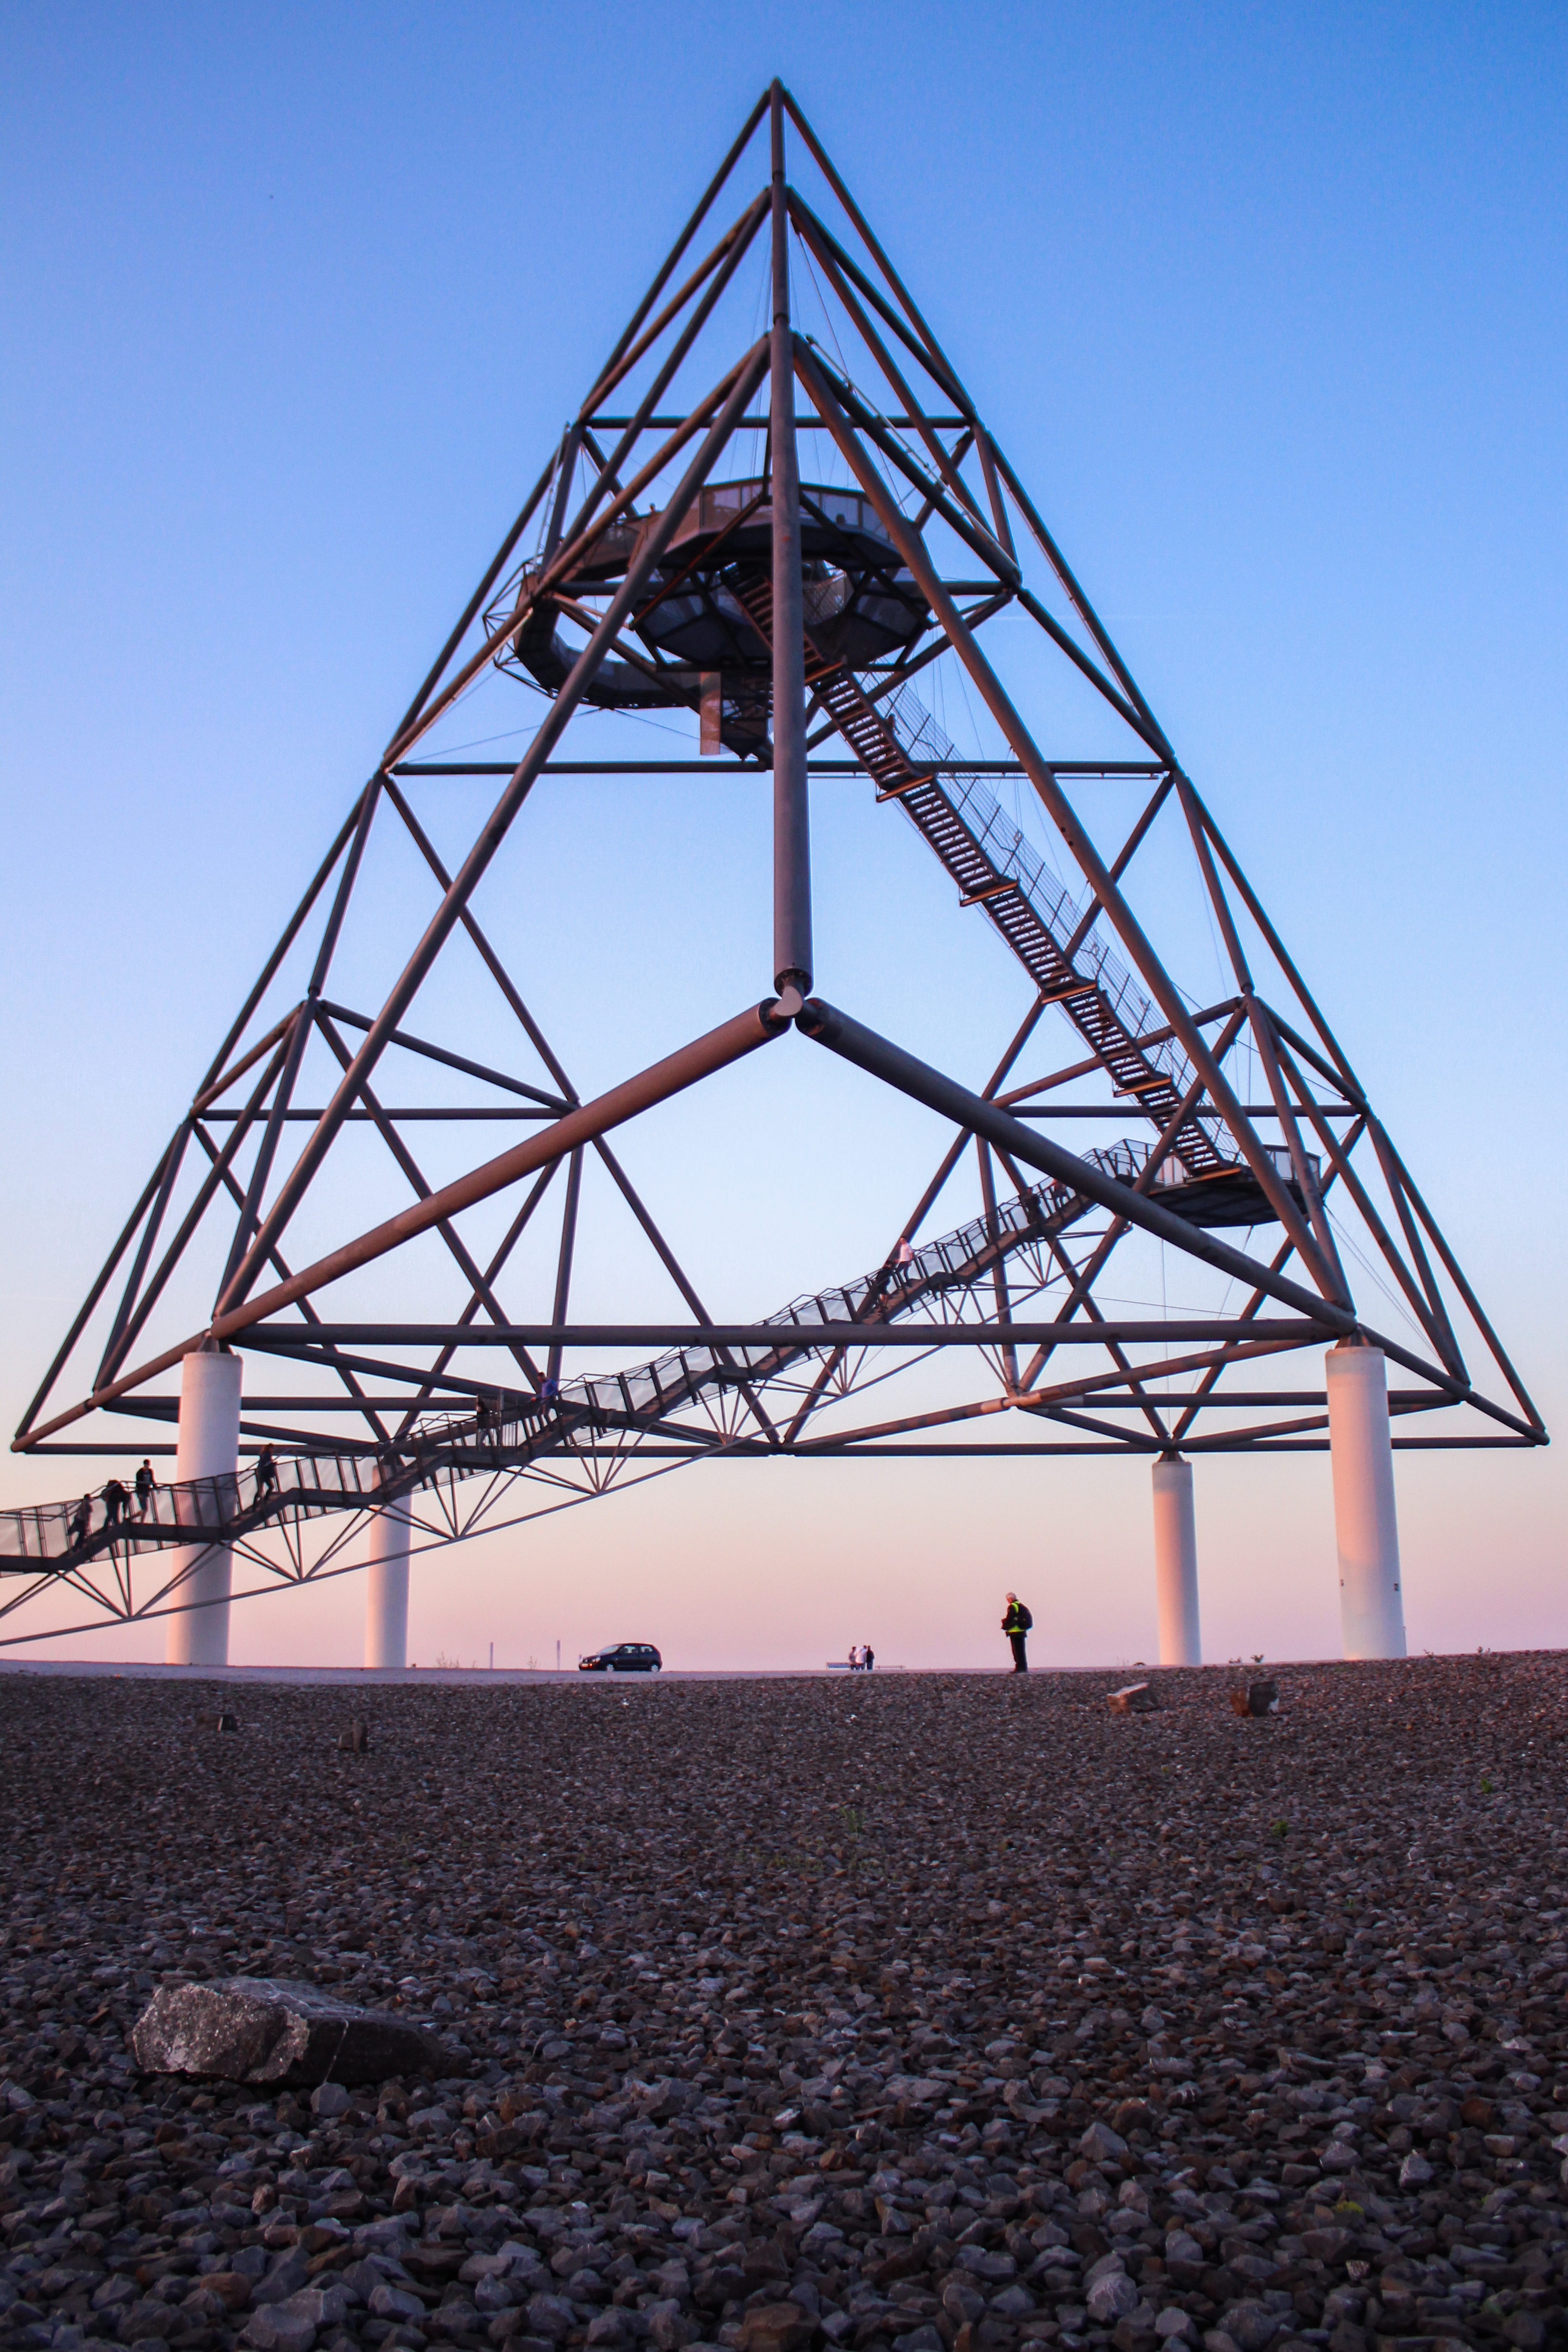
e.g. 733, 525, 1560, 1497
769, 78, 812, 1002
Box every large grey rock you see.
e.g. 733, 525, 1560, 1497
130, 1975, 459, 2086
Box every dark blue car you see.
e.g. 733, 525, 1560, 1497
578, 1641, 662, 1673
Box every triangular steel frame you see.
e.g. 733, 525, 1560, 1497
3, 81, 1543, 1645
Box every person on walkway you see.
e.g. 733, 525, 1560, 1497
68, 1495, 92, 1550
254, 1446, 278, 1501
1001, 1591, 1032, 1672
863, 1644, 875, 1672
134, 1459, 156, 1518
101, 1478, 129, 1528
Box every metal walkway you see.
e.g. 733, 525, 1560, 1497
0, 1144, 1141, 1575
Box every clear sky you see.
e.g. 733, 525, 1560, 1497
1, 1, 1564, 1670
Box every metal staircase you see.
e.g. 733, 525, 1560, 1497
728, 569, 1229, 1181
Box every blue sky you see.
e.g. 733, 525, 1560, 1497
1, 1, 1563, 1667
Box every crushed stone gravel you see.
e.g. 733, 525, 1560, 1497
2, 1654, 1567, 2352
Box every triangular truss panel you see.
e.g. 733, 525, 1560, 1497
3, 82, 1542, 1645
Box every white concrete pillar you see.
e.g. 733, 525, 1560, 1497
364, 1489, 411, 1670
1152, 1453, 1202, 1666
1325, 1342, 1407, 1659
164, 1348, 242, 1667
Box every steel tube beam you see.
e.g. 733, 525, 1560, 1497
240, 1319, 1333, 1349
391, 760, 1149, 778
795, 996, 1357, 1331
770, 98, 811, 994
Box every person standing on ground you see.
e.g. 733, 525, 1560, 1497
1001, 1592, 1032, 1673
863, 1644, 875, 1672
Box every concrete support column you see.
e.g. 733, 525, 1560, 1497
1152, 1453, 1201, 1666
364, 1488, 411, 1671
164, 1348, 242, 1667
1325, 1342, 1407, 1659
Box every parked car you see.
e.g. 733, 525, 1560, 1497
578, 1641, 662, 1673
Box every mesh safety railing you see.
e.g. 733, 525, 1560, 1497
879, 682, 1205, 1113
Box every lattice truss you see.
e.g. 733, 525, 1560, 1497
3, 83, 1542, 1643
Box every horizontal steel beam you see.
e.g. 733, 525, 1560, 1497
1007, 1103, 1359, 1120
391, 760, 1166, 779
239, 1317, 1336, 1350
200, 1107, 561, 1123
588, 414, 971, 429
17, 1432, 1532, 1461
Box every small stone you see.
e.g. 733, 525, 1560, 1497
202, 2273, 255, 2312
288, 2287, 353, 2328
1080, 2119, 1129, 2164
1111, 2097, 1154, 2135
310, 2080, 352, 2119
1155, 2316, 1195, 2342
253, 2254, 312, 2307
1397, 2151, 1432, 2188
526, 2292, 578, 2342
1219, 2303, 1282, 2352
243, 2303, 319, 2352
739, 2304, 816, 2352
1108, 1684, 1159, 1713
370, 2282, 425, 2322
1299, 2229, 1351, 2263
1088, 2272, 1140, 2323
643, 2299, 690, 2351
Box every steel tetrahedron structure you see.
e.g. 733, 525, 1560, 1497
4, 82, 1544, 1659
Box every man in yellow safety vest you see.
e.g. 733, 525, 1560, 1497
1001, 1592, 1032, 1673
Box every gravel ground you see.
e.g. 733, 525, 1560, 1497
2, 1656, 1567, 2352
